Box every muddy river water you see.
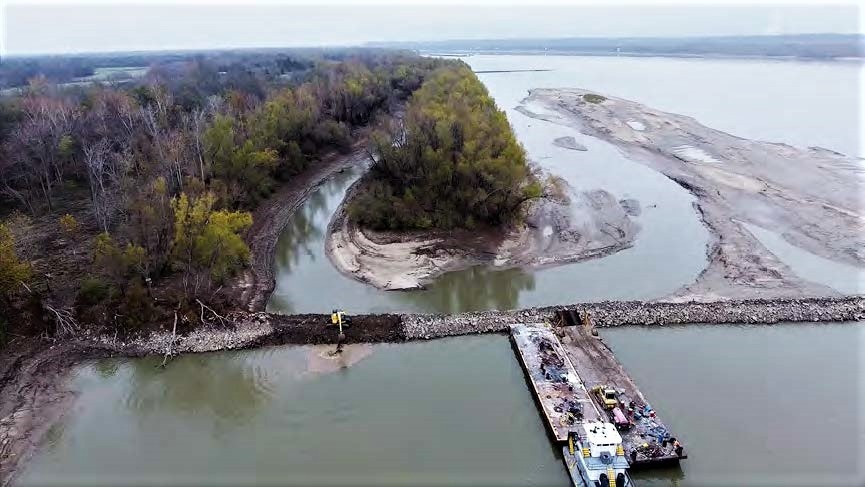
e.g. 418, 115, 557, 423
15, 56, 864, 486
17, 324, 864, 486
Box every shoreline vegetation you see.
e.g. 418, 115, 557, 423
327, 63, 638, 289
1, 49, 448, 345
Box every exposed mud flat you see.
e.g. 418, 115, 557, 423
0, 342, 113, 486
522, 88, 864, 300
326, 175, 639, 290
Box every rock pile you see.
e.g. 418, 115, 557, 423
402, 296, 864, 340
560, 296, 865, 327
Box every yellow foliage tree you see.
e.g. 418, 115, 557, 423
170, 192, 252, 296
0, 223, 32, 300
59, 214, 80, 236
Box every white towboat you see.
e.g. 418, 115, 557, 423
564, 421, 634, 487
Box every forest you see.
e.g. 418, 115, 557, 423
349, 62, 535, 230
0, 49, 444, 343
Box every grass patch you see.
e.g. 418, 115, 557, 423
583, 93, 607, 104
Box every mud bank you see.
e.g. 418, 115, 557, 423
0, 342, 115, 486
234, 147, 371, 311
326, 175, 639, 290
522, 88, 864, 300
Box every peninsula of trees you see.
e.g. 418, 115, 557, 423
349, 63, 536, 230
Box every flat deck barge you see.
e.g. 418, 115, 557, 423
510, 324, 603, 443
558, 311, 687, 468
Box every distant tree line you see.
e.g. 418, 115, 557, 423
0, 48, 410, 89
0, 49, 443, 337
349, 62, 537, 230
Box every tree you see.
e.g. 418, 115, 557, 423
128, 177, 173, 276
59, 214, 80, 255
0, 223, 31, 302
349, 63, 532, 230
170, 192, 252, 296
92, 232, 147, 290
204, 115, 278, 207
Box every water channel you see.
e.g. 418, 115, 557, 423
268, 55, 863, 314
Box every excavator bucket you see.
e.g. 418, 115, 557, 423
556, 309, 582, 327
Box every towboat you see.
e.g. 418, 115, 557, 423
564, 421, 634, 487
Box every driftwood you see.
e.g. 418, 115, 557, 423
196, 299, 233, 327
44, 304, 79, 336
160, 312, 178, 368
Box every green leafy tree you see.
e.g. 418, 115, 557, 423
349, 63, 533, 230
93, 232, 147, 290
170, 192, 252, 296
204, 115, 278, 207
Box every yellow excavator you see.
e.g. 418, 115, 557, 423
329, 309, 352, 353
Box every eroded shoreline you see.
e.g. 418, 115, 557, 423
235, 146, 372, 312
325, 172, 639, 290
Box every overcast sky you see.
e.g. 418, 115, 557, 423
2, 1, 861, 55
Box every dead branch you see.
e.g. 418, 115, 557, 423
196, 299, 233, 327
44, 304, 79, 336
160, 312, 178, 368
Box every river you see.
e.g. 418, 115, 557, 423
17, 323, 864, 486
15, 56, 865, 486
268, 55, 862, 314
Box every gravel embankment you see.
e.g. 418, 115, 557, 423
401, 296, 865, 340
77, 296, 865, 352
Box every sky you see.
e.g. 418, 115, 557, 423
1, 1, 862, 55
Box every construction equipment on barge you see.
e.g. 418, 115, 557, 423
511, 324, 635, 487
556, 310, 687, 468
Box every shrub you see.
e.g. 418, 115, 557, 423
77, 277, 112, 306
59, 214, 80, 236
